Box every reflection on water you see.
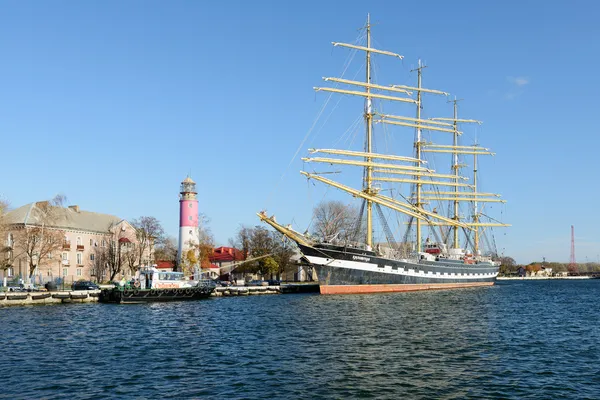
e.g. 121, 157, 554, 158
1, 280, 599, 399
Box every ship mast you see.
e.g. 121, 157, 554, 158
412, 61, 425, 253
452, 99, 460, 248
365, 14, 374, 248
473, 149, 480, 254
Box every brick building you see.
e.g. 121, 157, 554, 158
1, 202, 151, 284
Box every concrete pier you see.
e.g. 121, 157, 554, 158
0, 290, 100, 307
212, 286, 281, 296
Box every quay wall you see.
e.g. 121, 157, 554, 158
0, 284, 321, 307
0, 290, 100, 307
497, 276, 592, 280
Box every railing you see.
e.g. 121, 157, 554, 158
62, 242, 71, 249
76, 245, 84, 251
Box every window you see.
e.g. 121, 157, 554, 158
63, 268, 68, 276
62, 252, 69, 261
188, 203, 193, 208
76, 237, 82, 246
101, 240, 106, 248
188, 216, 192, 221
47, 252, 53, 259
7, 233, 13, 248
65, 235, 69, 243
76, 253, 82, 265
90, 239, 93, 246
7, 267, 13, 277
76, 268, 82, 276
90, 254, 95, 261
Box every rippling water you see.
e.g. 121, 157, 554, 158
2, 280, 600, 399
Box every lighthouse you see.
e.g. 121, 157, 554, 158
178, 176, 200, 265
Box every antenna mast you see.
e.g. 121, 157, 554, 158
569, 225, 577, 272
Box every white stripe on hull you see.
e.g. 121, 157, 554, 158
305, 255, 498, 281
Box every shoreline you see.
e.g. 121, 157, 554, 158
497, 276, 592, 280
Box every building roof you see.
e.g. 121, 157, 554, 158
156, 260, 175, 269
210, 246, 245, 262
3, 202, 124, 234
182, 176, 195, 184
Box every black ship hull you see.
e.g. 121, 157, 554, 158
99, 285, 215, 304
298, 243, 498, 294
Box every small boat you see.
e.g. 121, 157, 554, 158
70, 293, 88, 300
99, 267, 216, 304
52, 293, 71, 299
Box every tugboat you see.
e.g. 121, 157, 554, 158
99, 267, 216, 304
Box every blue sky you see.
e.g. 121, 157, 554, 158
1, 0, 599, 264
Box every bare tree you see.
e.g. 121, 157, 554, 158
131, 216, 165, 268
0, 199, 12, 273
122, 242, 138, 276
230, 224, 252, 259
12, 196, 67, 278
198, 214, 214, 271
88, 243, 108, 282
312, 200, 358, 242
90, 223, 136, 282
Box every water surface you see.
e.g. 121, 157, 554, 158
1, 280, 599, 399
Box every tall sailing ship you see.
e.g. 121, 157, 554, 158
258, 16, 510, 295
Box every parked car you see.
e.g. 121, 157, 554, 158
267, 279, 281, 286
72, 281, 100, 291
246, 280, 269, 287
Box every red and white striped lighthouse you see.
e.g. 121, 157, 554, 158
178, 176, 200, 263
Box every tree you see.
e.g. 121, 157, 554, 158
12, 196, 67, 278
525, 263, 542, 275
90, 223, 136, 282
88, 244, 108, 282
498, 256, 517, 275
131, 216, 165, 268
197, 214, 214, 271
233, 225, 292, 278
312, 200, 358, 241
0, 199, 12, 274
154, 236, 178, 270
230, 225, 252, 259
180, 215, 215, 277
272, 237, 295, 278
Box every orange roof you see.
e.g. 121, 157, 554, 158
209, 246, 245, 262
156, 260, 175, 269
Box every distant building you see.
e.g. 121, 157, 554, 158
156, 260, 175, 272
209, 246, 245, 280
1, 202, 151, 284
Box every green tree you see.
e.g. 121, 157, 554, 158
154, 236, 179, 270
498, 256, 517, 275
233, 225, 293, 278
